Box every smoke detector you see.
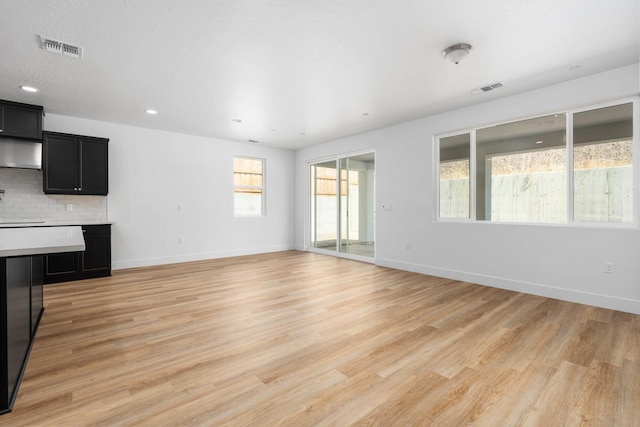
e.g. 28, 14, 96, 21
40, 36, 83, 59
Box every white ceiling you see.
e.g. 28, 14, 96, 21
0, 0, 638, 150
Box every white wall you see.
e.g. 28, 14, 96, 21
44, 115, 295, 270
294, 64, 640, 314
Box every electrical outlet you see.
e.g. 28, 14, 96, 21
405, 243, 411, 250
604, 262, 614, 274
178, 204, 183, 212
66, 203, 73, 211
178, 237, 184, 244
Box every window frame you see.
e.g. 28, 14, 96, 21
434, 129, 474, 221
233, 156, 266, 217
435, 96, 639, 228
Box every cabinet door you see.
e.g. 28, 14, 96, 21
44, 252, 79, 284
80, 225, 111, 277
43, 134, 78, 194
0, 103, 42, 139
81, 234, 111, 274
79, 138, 108, 195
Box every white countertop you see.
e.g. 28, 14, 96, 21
0, 226, 86, 257
0, 220, 114, 228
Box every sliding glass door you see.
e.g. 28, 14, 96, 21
311, 159, 339, 252
310, 152, 375, 259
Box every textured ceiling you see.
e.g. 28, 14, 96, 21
0, 0, 638, 149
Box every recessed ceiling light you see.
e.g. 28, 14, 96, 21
232, 118, 242, 123
569, 65, 582, 72
300, 132, 306, 136
20, 86, 38, 93
270, 128, 276, 132
535, 140, 544, 144
145, 109, 158, 115
248, 139, 259, 144
362, 113, 370, 117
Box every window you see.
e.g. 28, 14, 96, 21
234, 157, 264, 216
476, 114, 567, 223
439, 133, 470, 219
573, 103, 633, 222
436, 99, 637, 225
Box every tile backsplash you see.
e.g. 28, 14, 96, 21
0, 168, 107, 222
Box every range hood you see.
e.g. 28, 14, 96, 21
0, 138, 42, 169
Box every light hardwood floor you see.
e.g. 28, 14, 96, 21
4, 251, 639, 426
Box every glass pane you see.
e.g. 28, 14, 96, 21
339, 154, 375, 257
476, 114, 567, 223
234, 192, 262, 215
234, 158, 263, 187
439, 133, 470, 218
573, 103, 633, 222
234, 157, 263, 215
311, 160, 338, 251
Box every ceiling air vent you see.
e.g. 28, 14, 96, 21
40, 36, 83, 59
471, 82, 503, 95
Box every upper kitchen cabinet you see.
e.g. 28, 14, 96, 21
0, 100, 43, 140
43, 131, 109, 195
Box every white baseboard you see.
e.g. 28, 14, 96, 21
375, 258, 640, 315
112, 244, 295, 270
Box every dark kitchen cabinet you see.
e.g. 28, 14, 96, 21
1, 255, 44, 414
43, 131, 109, 195
43, 251, 79, 283
0, 100, 43, 140
81, 225, 111, 276
44, 225, 111, 284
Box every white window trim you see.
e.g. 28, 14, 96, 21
433, 129, 475, 222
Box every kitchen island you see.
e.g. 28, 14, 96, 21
0, 222, 112, 283
0, 226, 85, 414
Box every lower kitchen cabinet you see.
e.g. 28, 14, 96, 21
44, 251, 79, 283
44, 225, 111, 284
